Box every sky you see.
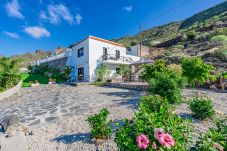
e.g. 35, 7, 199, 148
0, 0, 226, 56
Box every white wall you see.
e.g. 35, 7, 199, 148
88, 38, 130, 81
66, 39, 90, 78
128, 45, 139, 56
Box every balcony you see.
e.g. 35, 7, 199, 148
101, 54, 134, 64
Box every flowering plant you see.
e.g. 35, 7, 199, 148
115, 104, 193, 151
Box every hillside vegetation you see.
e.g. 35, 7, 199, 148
11, 50, 51, 67
115, 1, 227, 69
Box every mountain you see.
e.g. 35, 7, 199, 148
115, 1, 227, 69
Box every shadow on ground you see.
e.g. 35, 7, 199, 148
99, 86, 145, 109
52, 132, 91, 144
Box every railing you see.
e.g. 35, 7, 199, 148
101, 54, 134, 64
30, 51, 70, 66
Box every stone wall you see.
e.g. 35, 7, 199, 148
40, 57, 68, 72
107, 82, 148, 91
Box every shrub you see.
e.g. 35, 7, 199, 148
139, 95, 172, 113
189, 95, 215, 119
118, 64, 131, 76
181, 57, 215, 87
64, 66, 73, 79
186, 30, 196, 40
87, 108, 112, 139
115, 105, 192, 151
195, 118, 226, 150
210, 35, 227, 44
167, 64, 182, 76
0, 57, 21, 91
148, 72, 186, 104
140, 59, 168, 82
173, 44, 184, 50
95, 64, 109, 82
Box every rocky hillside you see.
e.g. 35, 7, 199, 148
115, 1, 227, 69
11, 50, 51, 67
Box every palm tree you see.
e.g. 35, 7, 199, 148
64, 66, 73, 79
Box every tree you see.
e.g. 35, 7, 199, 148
140, 60, 168, 82
181, 57, 214, 87
118, 64, 131, 76
95, 64, 108, 82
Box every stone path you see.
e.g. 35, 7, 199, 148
0, 85, 143, 126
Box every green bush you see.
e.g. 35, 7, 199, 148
173, 44, 184, 50
189, 95, 215, 119
181, 57, 214, 87
118, 64, 131, 76
95, 64, 109, 82
115, 105, 192, 151
195, 118, 226, 150
186, 30, 196, 40
139, 95, 171, 113
0, 57, 21, 91
87, 108, 112, 139
210, 35, 227, 43
148, 72, 186, 104
140, 59, 168, 82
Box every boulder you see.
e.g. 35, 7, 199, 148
0, 115, 19, 133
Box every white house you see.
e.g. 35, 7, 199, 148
66, 36, 140, 82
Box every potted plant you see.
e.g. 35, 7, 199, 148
48, 78, 53, 84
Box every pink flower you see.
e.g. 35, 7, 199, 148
136, 134, 150, 149
156, 133, 175, 149
213, 143, 224, 151
152, 142, 157, 150
154, 128, 165, 139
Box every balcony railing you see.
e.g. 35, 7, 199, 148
101, 54, 134, 64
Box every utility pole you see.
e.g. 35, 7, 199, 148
138, 24, 143, 58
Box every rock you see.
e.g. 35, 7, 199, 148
0, 115, 19, 133
210, 85, 218, 90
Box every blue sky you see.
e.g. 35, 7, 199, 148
0, 0, 225, 56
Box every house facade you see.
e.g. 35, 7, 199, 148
66, 36, 140, 82
32, 36, 142, 82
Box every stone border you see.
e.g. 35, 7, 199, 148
0, 81, 22, 101
106, 82, 148, 91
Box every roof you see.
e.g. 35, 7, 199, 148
88, 36, 126, 47
54, 49, 64, 54
69, 36, 126, 48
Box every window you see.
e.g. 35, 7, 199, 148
103, 47, 108, 55
78, 67, 84, 76
77, 47, 84, 57
116, 50, 120, 59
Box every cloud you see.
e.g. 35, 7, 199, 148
3, 31, 20, 39
123, 5, 133, 12
5, 0, 25, 19
75, 14, 82, 24
23, 26, 50, 38
40, 4, 79, 25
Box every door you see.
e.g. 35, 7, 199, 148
78, 67, 84, 76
